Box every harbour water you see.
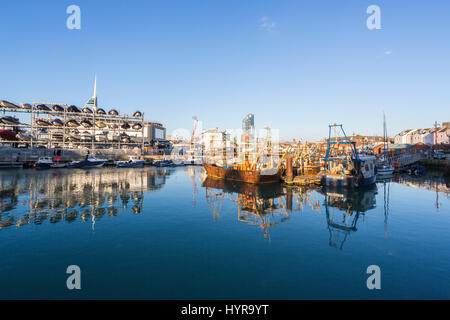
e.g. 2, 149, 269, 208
0, 167, 449, 299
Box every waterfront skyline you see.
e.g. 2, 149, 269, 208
1, 1, 450, 140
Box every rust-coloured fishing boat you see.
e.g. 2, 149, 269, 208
202, 163, 281, 184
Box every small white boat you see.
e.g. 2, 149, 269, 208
51, 162, 66, 168
34, 157, 54, 169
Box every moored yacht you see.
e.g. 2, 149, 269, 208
67, 154, 106, 168
116, 156, 145, 168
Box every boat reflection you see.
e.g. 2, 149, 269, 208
201, 175, 381, 246
318, 186, 378, 250
202, 178, 288, 238
0, 168, 173, 230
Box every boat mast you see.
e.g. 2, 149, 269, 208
383, 112, 389, 160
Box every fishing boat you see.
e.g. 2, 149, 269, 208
132, 123, 142, 130
36, 104, 51, 111
0, 100, 19, 108
1, 116, 20, 125
96, 108, 106, 115
51, 118, 64, 127
65, 119, 80, 127
320, 124, 376, 189
133, 111, 142, 117
52, 104, 65, 112
20, 103, 32, 110
116, 156, 145, 168
80, 119, 93, 128
376, 113, 395, 176
36, 118, 51, 126
203, 163, 281, 184
67, 105, 81, 113
67, 154, 106, 168
202, 128, 281, 184
82, 107, 93, 113
108, 109, 119, 116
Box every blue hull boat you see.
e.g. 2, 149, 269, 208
67, 155, 106, 168
153, 159, 173, 167
117, 160, 145, 168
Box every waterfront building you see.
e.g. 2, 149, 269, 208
394, 125, 449, 146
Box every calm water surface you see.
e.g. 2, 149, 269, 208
0, 167, 449, 299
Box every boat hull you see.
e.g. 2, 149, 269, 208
376, 168, 395, 175
67, 160, 105, 168
320, 174, 376, 189
117, 160, 145, 168
202, 163, 281, 184
34, 163, 51, 169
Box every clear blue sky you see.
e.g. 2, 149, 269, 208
1, 0, 449, 141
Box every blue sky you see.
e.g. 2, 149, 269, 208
1, 0, 449, 141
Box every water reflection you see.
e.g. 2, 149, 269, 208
393, 172, 450, 211
0, 168, 173, 230
318, 186, 378, 249
203, 178, 326, 239
202, 177, 380, 247
203, 178, 289, 239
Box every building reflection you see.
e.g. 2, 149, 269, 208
393, 172, 449, 211
0, 168, 173, 230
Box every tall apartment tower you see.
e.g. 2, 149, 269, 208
242, 113, 255, 136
